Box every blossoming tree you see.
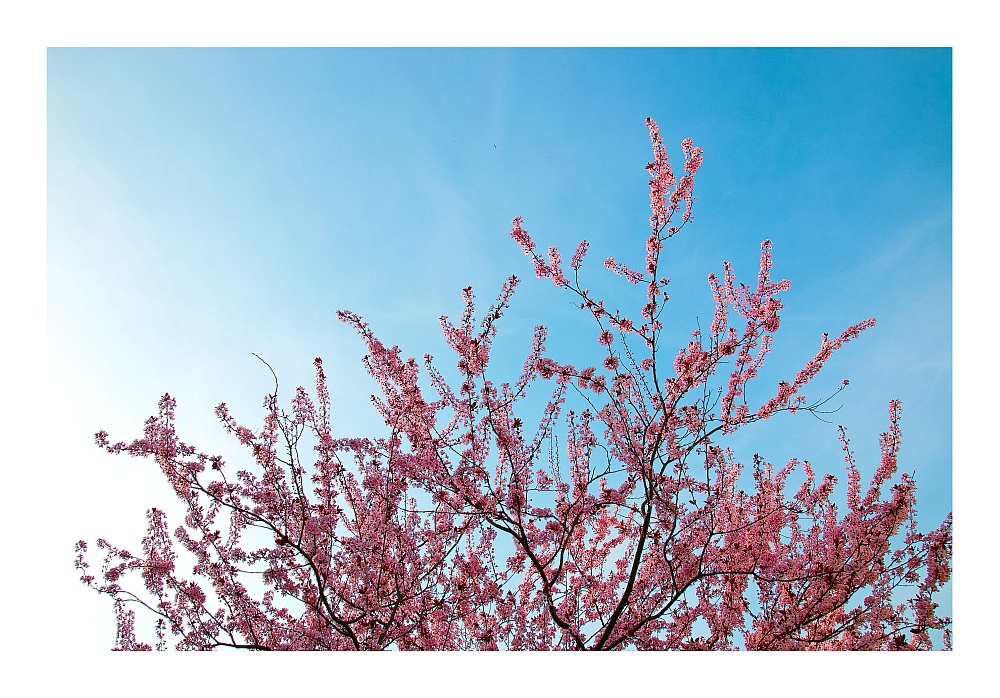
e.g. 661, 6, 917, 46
77, 118, 952, 650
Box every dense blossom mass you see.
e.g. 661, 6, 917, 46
79, 118, 952, 650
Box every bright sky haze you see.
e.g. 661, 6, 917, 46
47, 48, 952, 647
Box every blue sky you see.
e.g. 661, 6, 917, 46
47, 48, 952, 644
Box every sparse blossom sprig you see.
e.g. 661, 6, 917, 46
604, 256, 645, 284
570, 240, 589, 271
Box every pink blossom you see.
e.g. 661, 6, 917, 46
570, 240, 589, 270
509, 215, 534, 254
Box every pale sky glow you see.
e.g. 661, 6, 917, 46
47, 48, 952, 649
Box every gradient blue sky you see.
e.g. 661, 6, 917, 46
47, 48, 951, 644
